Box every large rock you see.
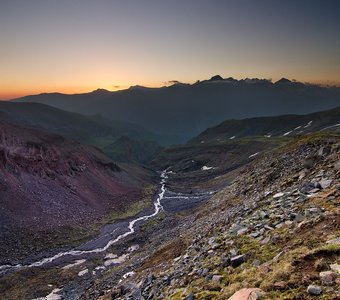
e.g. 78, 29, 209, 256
330, 264, 340, 274
319, 271, 337, 285
231, 255, 246, 268
307, 284, 322, 295
228, 288, 265, 300
318, 179, 332, 189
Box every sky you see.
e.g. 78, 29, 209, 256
0, 0, 340, 99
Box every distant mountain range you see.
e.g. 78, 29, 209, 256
13, 76, 340, 142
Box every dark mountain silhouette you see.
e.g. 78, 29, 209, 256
275, 77, 292, 84
14, 77, 340, 142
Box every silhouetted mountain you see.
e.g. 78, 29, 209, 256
275, 77, 292, 84
189, 106, 340, 143
13, 77, 340, 141
209, 75, 224, 81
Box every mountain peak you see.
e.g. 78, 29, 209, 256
275, 78, 292, 84
209, 75, 224, 81
92, 88, 110, 94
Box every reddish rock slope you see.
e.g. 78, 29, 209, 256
0, 121, 149, 233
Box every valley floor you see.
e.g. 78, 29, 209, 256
0, 133, 339, 300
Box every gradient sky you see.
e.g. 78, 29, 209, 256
1, 0, 340, 99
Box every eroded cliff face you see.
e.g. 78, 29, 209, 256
0, 121, 153, 262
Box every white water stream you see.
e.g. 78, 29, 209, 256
0, 171, 168, 273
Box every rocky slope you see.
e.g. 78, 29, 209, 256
0, 121, 155, 264
190, 106, 340, 144
83, 133, 339, 300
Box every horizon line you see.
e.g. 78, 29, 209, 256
1, 76, 340, 101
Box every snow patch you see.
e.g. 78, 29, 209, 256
249, 152, 259, 158
104, 254, 128, 266
294, 125, 302, 130
283, 131, 292, 136
33, 288, 62, 300
201, 166, 213, 171
229, 136, 235, 140
61, 259, 86, 270
123, 271, 135, 279
128, 245, 139, 252
304, 120, 313, 128
78, 269, 88, 276
320, 123, 340, 131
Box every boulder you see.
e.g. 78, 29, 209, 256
319, 179, 332, 189
307, 285, 322, 295
319, 271, 337, 285
228, 288, 265, 300
231, 255, 246, 268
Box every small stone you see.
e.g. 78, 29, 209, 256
330, 264, 340, 274
185, 292, 195, 300
237, 227, 249, 235
261, 236, 271, 244
231, 255, 246, 268
264, 225, 274, 231
294, 214, 305, 222
275, 223, 284, 229
309, 207, 320, 213
212, 275, 223, 283
272, 251, 283, 262
273, 192, 284, 199
253, 259, 261, 267
273, 281, 287, 290
230, 249, 238, 257
307, 284, 322, 295
249, 232, 261, 238
319, 271, 337, 285
319, 179, 332, 189
205, 274, 213, 281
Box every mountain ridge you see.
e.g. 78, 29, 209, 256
13, 76, 340, 142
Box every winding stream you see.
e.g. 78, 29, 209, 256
0, 171, 168, 274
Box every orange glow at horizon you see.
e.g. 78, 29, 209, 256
1, 77, 340, 101
1, 1, 339, 101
